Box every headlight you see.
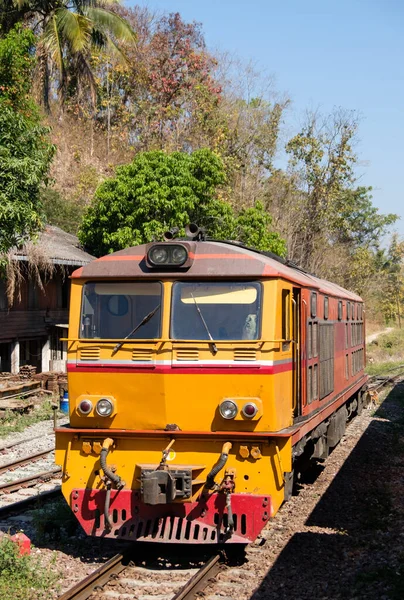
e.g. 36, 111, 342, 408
171, 245, 188, 264
96, 398, 113, 417
219, 400, 238, 419
147, 244, 188, 267
78, 399, 93, 415
149, 246, 169, 264
241, 402, 258, 418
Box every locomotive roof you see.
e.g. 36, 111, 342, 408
72, 241, 362, 302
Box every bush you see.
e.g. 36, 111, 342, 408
0, 536, 60, 599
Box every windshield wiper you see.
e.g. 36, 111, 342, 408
111, 304, 160, 356
191, 293, 218, 354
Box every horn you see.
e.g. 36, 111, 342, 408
185, 223, 201, 239
163, 227, 179, 241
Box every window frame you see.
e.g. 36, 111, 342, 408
324, 296, 329, 320
170, 280, 263, 341
311, 292, 317, 318
79, 280, 163, 340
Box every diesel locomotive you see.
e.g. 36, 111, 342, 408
55, 227, 368, 544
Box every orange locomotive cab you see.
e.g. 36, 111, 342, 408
55, 236, 367, 544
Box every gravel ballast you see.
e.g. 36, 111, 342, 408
1, 385, 404, 599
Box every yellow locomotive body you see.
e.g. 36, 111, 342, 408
55, 238, 367, 543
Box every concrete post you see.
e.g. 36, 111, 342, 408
41, 337, 51, 373
11, 340, 20, 374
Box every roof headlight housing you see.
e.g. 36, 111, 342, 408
219, 399, 238, 420
96, 398, 114, 417
147, 244, 188, 267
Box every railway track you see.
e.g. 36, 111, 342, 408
0, 447, 54, 475
0, 466, 61, 494
0, 433, 50, 454
368, 368, 404, 392
0, 445, 61, 515
58, 551, 225, 600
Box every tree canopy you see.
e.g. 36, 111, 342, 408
0, 27, 55, 255
0, 0, 135, 110
0, 6, 402, 324
78, 149, 286, 257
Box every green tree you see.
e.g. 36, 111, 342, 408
285, 109, 358, 269
235, 202, 286, 255
0, 27, 55, 255
79, 149, 285, 257
0, 0, 135, 110
41, 188, 85, 234
381, 234, 404, 326
332, 186, 397, 249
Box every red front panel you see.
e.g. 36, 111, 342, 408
71, 489, 272, 544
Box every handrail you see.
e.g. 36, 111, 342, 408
62, 338, 292, 344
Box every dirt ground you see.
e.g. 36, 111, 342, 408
203, 381, 404, 600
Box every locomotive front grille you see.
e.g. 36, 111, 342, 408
71, 488, 270, 544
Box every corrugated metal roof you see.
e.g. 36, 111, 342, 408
12, 225, 94, 266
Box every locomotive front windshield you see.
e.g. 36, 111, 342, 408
171, 282, 262, 340
80, 282, 162, 339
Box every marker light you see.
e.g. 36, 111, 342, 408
242, 402, 258, 418
147, 244, 188, 267
96, 398, 113, 417
219, 400, 238, 420
78, 399, 93, 415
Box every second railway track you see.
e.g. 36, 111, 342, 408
0, 445, 61, 513
0, 447, 55, 475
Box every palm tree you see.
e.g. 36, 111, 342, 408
0, 0, 136, 110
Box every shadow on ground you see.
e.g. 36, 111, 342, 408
251, 382, 404, 600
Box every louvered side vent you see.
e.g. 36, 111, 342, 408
132, 349, 153, 362
175, 349, 199, 362
234, 349, 257, 361
79, 347, 100, 361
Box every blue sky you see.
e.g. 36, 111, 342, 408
133, 0, 403, 238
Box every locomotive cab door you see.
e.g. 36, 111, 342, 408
292, 288, 302, 418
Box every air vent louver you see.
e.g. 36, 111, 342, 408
79, 347, 100, 361
132, 349, 153, 362
234, 349, 257, 361
175, 349, 199, 362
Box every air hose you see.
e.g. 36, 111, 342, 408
100, 438, 125, 532
104, 483, 113, 531
205, 442, 232, 489
225, 492, 234, 533
100, 437, 124, 488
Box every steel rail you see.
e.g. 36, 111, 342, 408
57, 552, 224, 600
0, 448, 54, 475
368, 371, 404, 393
0, 434, 51, 454
0, 466, 61, 494
171, 554, 223, 600
0, 488, 61, 518
57, 553, 127, 600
